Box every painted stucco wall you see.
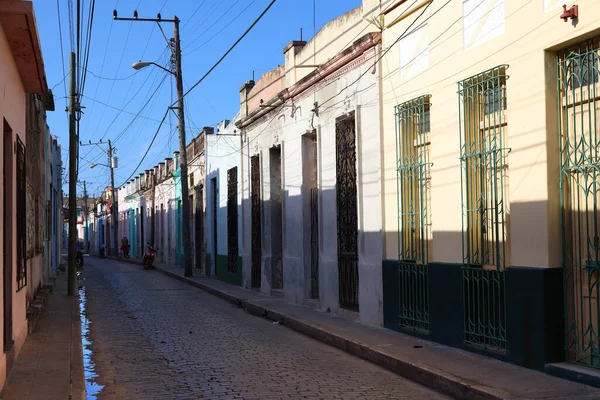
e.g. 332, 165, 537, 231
379, 0, 600, 269
0, 17, 31, 390
187, 145, 205, 271
205, 116, 243, 283
154, 174, 176, 264
240, 31, 383, 325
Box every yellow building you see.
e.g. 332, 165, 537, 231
375, 0, 600, 375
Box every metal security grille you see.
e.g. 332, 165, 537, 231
458, 65, 509, 352
211, 178, 217, 275
227, 167, 238, 273
395, 95, 431, 332
559, 37, 600, 368
336, 113, 359, 311
16, 137, 27, 290
251, 155, 262, 288
195, 186, 204, 270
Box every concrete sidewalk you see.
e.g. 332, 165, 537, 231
124, 259, 599, 400
0, 272, 85, 400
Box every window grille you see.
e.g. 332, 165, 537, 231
394, 95, 432, 332
458, 65, 509, 352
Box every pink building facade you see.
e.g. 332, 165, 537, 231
0, 0, 51, 390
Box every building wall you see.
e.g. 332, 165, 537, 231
239, 21, 383, 323
154, 175, 176, 264
187, 146, 206, 271
206, 118, 242, 284
380, 0, 600, 267
378, 0, 600, 369
0, 10, 48, 388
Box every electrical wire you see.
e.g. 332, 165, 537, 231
174, 0, 279, 106
80, 0, 96, 95
184, 0, 257, 56
56, 0, 68, 110
181, 0, 208, 31
183, 0, 244, 53
79, 62, 167, 168
81, 0, 120, 142
318, 0, 440, 112
118, 109, 170, 187
81, 94, 167, 123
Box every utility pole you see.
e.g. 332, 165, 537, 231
114, 10, 193, 277
67, 51, 77, 296
151, 169, 155, 246
83, 181, 88, 253
82, 139, 118, 257
109, 139, 118, 258
173, 18, 193, 278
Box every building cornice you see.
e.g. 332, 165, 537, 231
236, 31, 381, 130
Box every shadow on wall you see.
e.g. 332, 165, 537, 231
382, 200, 566, 371
205, 174, 384, 325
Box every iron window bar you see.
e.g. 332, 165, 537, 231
458, 65, 509, 353
394, 94, 432, 332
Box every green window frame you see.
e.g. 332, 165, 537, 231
559, 36, 600, 367
458, 65, 510, 352
395, 95, 431, 332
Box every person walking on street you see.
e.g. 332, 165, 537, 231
121, 235, 130, 259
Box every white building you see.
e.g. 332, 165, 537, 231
236, 5, 383, 324
205, 116, 243, 284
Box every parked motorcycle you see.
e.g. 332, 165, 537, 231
142, 243, 157, 270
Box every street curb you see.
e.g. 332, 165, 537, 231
150, 264, 505, 400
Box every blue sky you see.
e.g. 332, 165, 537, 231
33, 0, 362, 197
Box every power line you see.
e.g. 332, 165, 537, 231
80, 0, 96, 95
86, 15, 134, 140
82, 67, 137, 81
184, 0, 257, 56
318, 0, 440, 112
183, 0, 244, 53
174, 0, 278, 106
55, 0, 68, 108
82, 0, 120, 142
181, 0, 208, 30
81, 94, 166, 122
118, 108, 170, 187
80, 71, 169, 169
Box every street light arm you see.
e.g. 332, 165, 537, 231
90, 163, 110, 169
132, 61, 175, 76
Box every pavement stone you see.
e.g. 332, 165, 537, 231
143, 259, 600, 400
0, 271, 85, 400
82, 257, 451, 399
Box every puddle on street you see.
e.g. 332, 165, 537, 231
79, 279, 104, 399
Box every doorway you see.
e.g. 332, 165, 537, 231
211, 177, 218, 276
335, 113, 359, 311
195, 186, 204, 271
270, 146, 283, 290
559, 37, 600, 368
3, 120, 14, 351
251, 155, 262, 288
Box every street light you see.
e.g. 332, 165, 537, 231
90, 163, 110, 169
132, 61, 174, 75
87, 140, 118, 258
123, 17, 194, 277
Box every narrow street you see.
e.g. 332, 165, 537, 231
80, 257, 449, 399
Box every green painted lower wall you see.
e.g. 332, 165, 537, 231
215, 254, 242, 286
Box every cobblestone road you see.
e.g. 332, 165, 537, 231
81, 257, 450, 400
